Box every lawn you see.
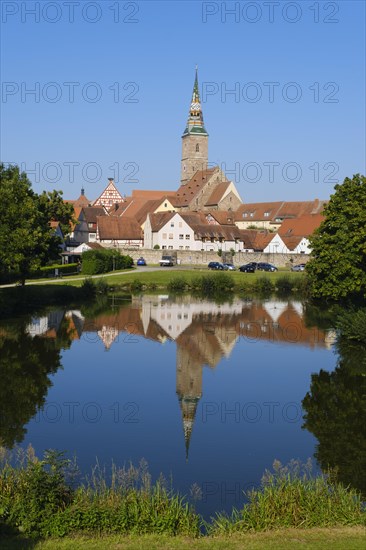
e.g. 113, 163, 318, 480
22, 267, 304, 290
1, 527, 365, 550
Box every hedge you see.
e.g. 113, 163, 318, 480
81, 249, 133, 275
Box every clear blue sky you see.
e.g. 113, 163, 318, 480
1, 0, 365, 202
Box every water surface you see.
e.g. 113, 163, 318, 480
2, 294, 361, 518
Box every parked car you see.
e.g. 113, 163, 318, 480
291, 263, 306, 272
137, 257, 146, 266
223, 263, 236, 271
159, 255, 176, 267
239, 262, 257, 273
257, 262, 278, 272
208, 261, 224, 270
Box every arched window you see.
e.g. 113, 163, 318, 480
196, 143, 199, 152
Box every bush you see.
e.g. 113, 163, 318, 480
81, 250, 133, 275
336, 308, 366, 344
254, 277, 274, 295
167, 277, 187, 293
130, 279, 143, 292
208, 459, 366, 534
275, 275, 294, 295
192, 273, 234, 295
0, 448, 200, 538
153, 244, 160, 250
80, 278, 97, 298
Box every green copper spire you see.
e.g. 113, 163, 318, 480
182, 67, 208, 137
192, 65, 200, 103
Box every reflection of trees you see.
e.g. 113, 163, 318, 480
302, 339, 366, 497
0, 324, 64, 448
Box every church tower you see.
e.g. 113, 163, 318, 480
181, 68, 208, 184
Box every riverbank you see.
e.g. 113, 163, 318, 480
2, 527, 366, 550
1, 268, 306, 291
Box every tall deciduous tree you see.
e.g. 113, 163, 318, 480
306, 174, 366, 300
0, 164, 74, 283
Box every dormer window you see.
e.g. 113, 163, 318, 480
264, 212, 269, 217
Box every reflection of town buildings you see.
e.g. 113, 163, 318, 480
27, 297, 335, 458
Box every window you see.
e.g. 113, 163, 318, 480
243, 213, 248, 218
162, 245, 167, 249
179, 234, 184, 240
164, 202, 167, 207
89, 233, 96, 242
196, 143, 199, 152
250, 213, 254, 217
170, 222, 174, 227
169, 233, 173, 239
264, 212, 269, 217
179, 245, 183, 249
88, 223, 94, 228
185, 246, 190, 250
162, 233, 167, 239
185, 234, 190, 240
168, 245, 173, 249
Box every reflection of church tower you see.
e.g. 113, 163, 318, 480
176, 345, 203, 461
181, 67, 209, 184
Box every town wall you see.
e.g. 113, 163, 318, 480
104, 246, 310, 268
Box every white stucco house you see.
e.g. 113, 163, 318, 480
144, 211, 245, 252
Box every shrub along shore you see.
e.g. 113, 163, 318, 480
0, 271, 308, 318
0, 448, 365, 544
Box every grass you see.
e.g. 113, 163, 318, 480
1, 527, 366, 549
207, 459, 365, 534
17, 268, 306, 294
1, 450, 364, 545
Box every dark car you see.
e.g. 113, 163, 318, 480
239, 262, 257, 273
208, 261, 224, 270
291, 263, 306, 272
137, 257, 146, 266
257, 262, 278, 272
223, 263, 236, 271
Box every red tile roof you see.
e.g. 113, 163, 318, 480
204, 181, 230, 206
174, 167, 221, 207
205, 211, 236, 225
132, 190, 176, 200
97, 216, 142, 240
147, 212, 176, 232
278, 214, 324, 238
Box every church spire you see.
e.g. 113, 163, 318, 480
183, 67, 208, 137
181, 67, 209, 184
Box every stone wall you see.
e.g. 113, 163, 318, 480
112, 247, 310, 268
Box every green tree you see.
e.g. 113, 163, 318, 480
306, 174, 366, 300
0, 164, 74, 283
0, 324, 62, 448
302, 338, 366, 497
